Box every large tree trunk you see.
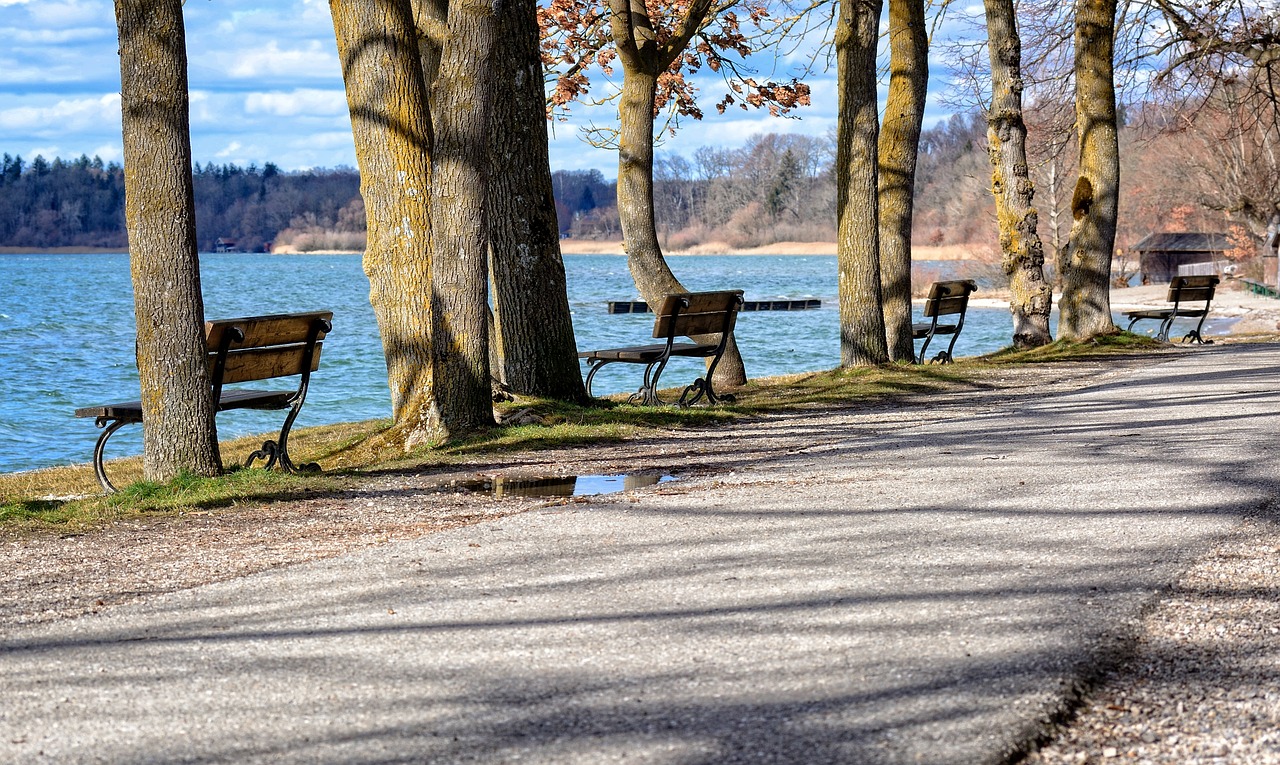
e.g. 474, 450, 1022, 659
1060, 0, 1120, 340
114, 0, 221, 482
427, 0, 498, 432
877, 0, 928, 362
331, 0, 444, 448
609, 0, 747, 389
836, 0, 889, 367
487, 0, 587, 401
984, 0, 1053, 348
615, 70, 688, 306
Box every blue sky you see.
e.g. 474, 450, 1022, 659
0, 0, 970, 177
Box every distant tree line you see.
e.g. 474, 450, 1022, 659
553, 112, 1240, 255
0, 154, 360, 252
0, 153, 127, 248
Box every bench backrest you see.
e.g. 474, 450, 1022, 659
923, 280, 978, 318
651, 291, 744, 339
205, 311, 332, 386
1168, 275, 1218, 304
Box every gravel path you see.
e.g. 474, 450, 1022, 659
1024, 516, 1280, 764
2, 347, 1278, 763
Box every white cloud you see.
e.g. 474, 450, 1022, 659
92, 142, 122, 163
1, 26, 106, 44
215, 142, 244, 158
0, 94, 119, 132
221, 40, 339, 80
20, 1, 112, 27
244, 89, 347, 117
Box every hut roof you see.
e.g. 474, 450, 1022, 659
1131, 232, 1231, 253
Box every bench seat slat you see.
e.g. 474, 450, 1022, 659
205, 310, 332, 350
911, 322, 959, 339
580, 342, 712, 362
215, 343, 323, 385
653, 312, 738, 338
654, 292, 741, 316
1126, 308, 1209, 320
923, 296, 969, 318
1170, 287, 1214, 302
75, 389, 295, 422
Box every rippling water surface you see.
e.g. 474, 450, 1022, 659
2, 251, 1029, 474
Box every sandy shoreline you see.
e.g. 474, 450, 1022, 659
269, 240, 987, 259
1, 241, 987, 261
555, 240, 990, 260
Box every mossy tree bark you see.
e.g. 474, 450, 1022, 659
487, 0, 587, 401
984, 0, 1053, 348
836, 0, 889, 367
331, 0, 444, 448
877, 0, 928, 363
114, 0, 221, 482
427, 0, 500, 431
1060, 0, 1120, 340
609, 0, 748, 388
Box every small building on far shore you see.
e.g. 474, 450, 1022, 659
1131, 232, 1231, 284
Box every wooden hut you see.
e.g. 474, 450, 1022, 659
1131, 232, 1231, 284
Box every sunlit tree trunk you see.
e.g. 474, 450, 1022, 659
1060, 0, 1119, 340
114, 0, 221, 482
331, 0, 443, 448
410, 0, 445, 83
428, 0, 498, 431
609, 0, 748, 388
984, 0, 1053, 348
878, 0, 928, 362
1046, 157, 1067, 289
836, 0, 889, 366
488, 0, 586, 401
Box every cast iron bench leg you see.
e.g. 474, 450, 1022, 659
91, 417, 133, 494
639, 359, 668, 406
245, 395, 320, 475
1183, 315, 1213, 345
583, 358, 610, 398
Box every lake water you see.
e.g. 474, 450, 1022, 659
0, 251, 1154, 475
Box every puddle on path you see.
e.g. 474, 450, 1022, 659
444, 473, 675, 499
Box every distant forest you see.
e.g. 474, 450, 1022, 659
0, 110, 1235, 255
0, 153, 361, 252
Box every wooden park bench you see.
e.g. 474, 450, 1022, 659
75, 310, 332, 493
1123, 275, 1218, 344
913, 280, 978, 363
580, 290, 744, 407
